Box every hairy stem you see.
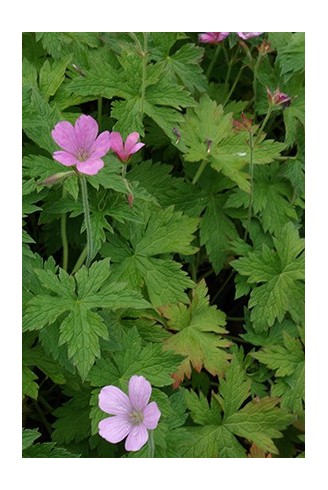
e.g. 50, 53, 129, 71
80, 176, 93, 268
97, 96, 103, 130
211, 270, 235, 304
244, 131, 254, 241
206, 44, 221, 78
60, 187, 69, 271
254, 106, 273, 145
140, 32, 148, 119
192, 160, 207, 185
252, 54, 262, 112
148, 430, 155, 458
71, 245, 87, 274
223, 65, 245, 106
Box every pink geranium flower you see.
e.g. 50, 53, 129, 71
98, 375, 161, 452
237, 32, 264, 40
51, 115, 111, 175
198, 32, 230, 44
110, 131, 145, 163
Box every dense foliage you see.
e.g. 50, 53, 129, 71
22, 32, 305, 458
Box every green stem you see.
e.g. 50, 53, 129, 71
206, 44, 221, 78
80, 176, 93, 268
211, 270, 235, 304
225, 335, 249, 345
60, 188, 69, 271
254, 106, 273, 145
140, 32, 148, 119
227, 316, 245, 322
71, 245, 88, 274
31, 400, 52, 437
223, 65, 245, 106
97, 96, 103, 130
252, 54, 262, 112
244, 131, 254, 241
192, 160, 207, 185
148, 430, 155, 458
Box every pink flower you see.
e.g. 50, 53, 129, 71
237, 32, 264, 40
51, 115, 111, 176
110, 131, 145, 163
98, 375, 161, 452
266, 87, 291, 108
198, 32, 230, 44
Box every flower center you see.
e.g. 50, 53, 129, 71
77, 149, 89, 162
129, 410, 144, 426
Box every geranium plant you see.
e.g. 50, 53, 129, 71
22, 31, 305, 458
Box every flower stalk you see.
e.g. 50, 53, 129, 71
148, 430, 155, 458
192, 159, 207, 185
80, 175, 93, 268
60, 187, 69, 271
244, 131, 255, 241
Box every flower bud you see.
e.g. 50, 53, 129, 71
266, 87, 291, 108
39, 172, 73, 186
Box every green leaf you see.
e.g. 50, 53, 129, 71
276, 32, 305, 81
232, 223, 304, 331
39, 55, 72, 99
65, 47, 194, 138
160, 43, 207, 94
104, 204, 198, 307
220, 356, 251, 419
252, 331, 305, 414
180, 94, 233, 162
162, 280, 230, 386
185, 390, 222, 425
23, 259, 150, 379
135, 206, 198, 256
252, 332, 304, 377
90, 327, 183, 389
200, 194, 239, 273
52, 391, 91, 444
22, 365, 39, 399
22, 428, 41, 450
227, 164, 298, 235
224, 396, 294, 454
23, 443, 80, 458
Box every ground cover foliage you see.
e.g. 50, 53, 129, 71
22, 32, 305, 458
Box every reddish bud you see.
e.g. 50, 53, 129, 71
233, 113, 253, 131
127, 193, 134, 208
266, 87, 291, 108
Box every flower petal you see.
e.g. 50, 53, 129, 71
199, 32, 230, 43
53, 151, 78, 166
128, 142, 145, 156
128, 375, 151, 410
124, 424, 148, 452
124, 132, 141, 154
237, 32, 263, 40
99, 385, 132, 415
90, 131, 111, 158
143, 402, 161, 430
52, 121, 77, 154
109, 132, 124, 155
76, 158, 104, 175
74, 115, 99, 152
99, 415, 132, 443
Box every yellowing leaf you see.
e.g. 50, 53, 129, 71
162, 280, 231, 386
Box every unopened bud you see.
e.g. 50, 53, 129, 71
233, 112, 253, 131
172, 127, 181, 144
266, 87, 291, 108
127, 193, 134, 208
257, 40, 273, 57
205, 139, 213, 154
39, 172, 72, 186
